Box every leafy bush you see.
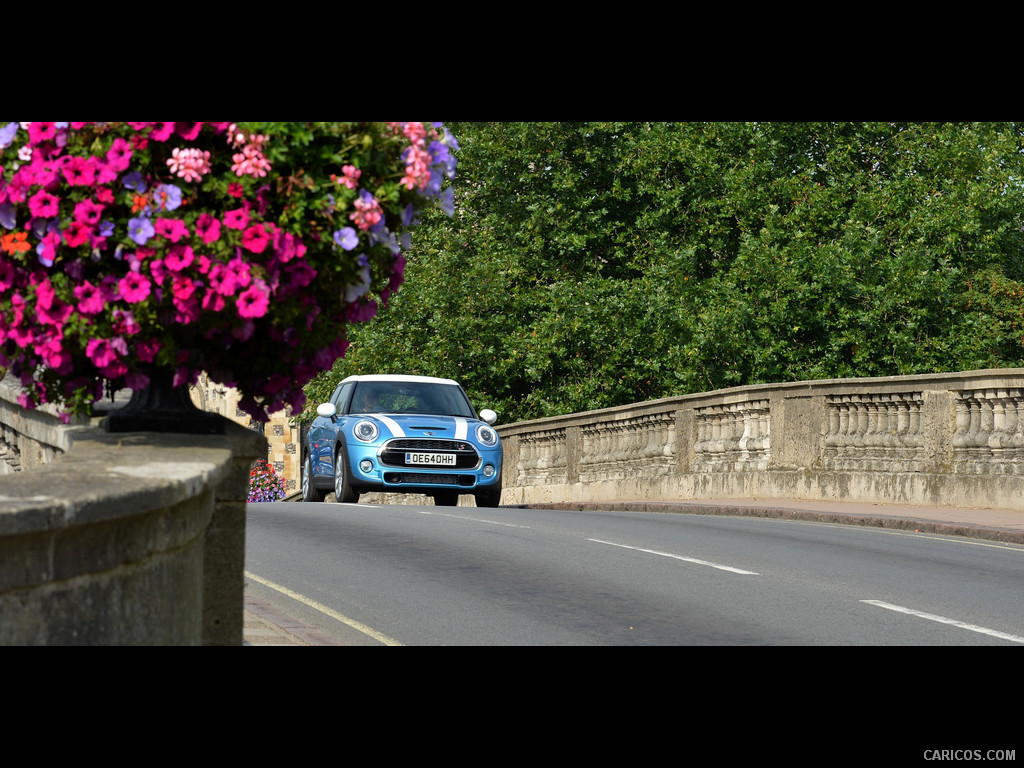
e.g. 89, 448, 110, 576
311, 122, 1024, 424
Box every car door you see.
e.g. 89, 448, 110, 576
309, 383, 351, 479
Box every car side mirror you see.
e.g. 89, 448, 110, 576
479, 408, 497, 425
317, 402, 337, 419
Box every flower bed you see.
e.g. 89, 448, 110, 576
248, 458, 287, 503
0, 122, 457, 423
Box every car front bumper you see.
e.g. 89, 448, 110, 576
346, 442, 503, 494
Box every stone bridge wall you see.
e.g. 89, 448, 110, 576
0, 374, 265, 645
497, 369, 1024, 511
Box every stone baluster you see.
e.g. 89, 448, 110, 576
989, 390, 1010, 473
824, 396, 841, 462
1010, 390, 1024, 476
952, 393, 972, 474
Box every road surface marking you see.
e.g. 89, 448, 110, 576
413, 509, 530, 528
861, 600, 1024, 644
588, 539, 759, 575
245, 571, 403, 646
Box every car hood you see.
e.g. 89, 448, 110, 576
357, 413, 486, 441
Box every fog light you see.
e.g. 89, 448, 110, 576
483, 464, 495, 478
359, 459, 373, 473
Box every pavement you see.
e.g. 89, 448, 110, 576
241, 496, 1024, 646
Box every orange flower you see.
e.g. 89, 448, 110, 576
1, 231, 30, 255
131, 193, 149, 213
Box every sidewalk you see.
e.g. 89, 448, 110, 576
529, 497, 1024, 545
241, 497, 1024, 646
243, 591, 344, 646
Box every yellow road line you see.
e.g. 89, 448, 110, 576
245, 571, 403, 646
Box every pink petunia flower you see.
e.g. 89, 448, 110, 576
228, 256, 251, 288
34, 276, 56, 309
208, 262, 237, 296
105, 137, 133, 172
202, 289, 226, 312
28, 189, 60, 218
195, 213, 221, 244
73, 198, 104, 226
163, 244, 194, 272
174, 122, 203, 141
155, 218, 189, 243
37, 335, 73, 375
118, 271, 151, 303
148, 122, 175, 142
241, 223, 270, 253
173, 295, 200, 324
62, 221, 91, 248
0, 259, 16, 292
74, 281, 106, 315
236, 284, 269, 318
37, 231, 61, 267
86, 337, 118, 369
61, 155, 97, 187
223, 207, 249, 230
171, 275, 195, 301
27, 122, 57, 146
136, 338, 161, 364
149, 259, 167, 286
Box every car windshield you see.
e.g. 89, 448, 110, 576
350, 382, 475, 418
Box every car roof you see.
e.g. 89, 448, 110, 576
340, 374, 461, 386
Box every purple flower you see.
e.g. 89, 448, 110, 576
152, 183, 182, 212
122, 171, 146, 192
402, 203, 418, 227
0, 122, 18, 149
0, 202, 16, 230
333, 226, 359, 251
128, 216, 155, 245
439, 187, 455, 217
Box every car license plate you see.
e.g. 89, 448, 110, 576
405, 452, 456, 466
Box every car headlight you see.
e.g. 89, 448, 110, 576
353, 420, 379, 442
476, 424, 498, 447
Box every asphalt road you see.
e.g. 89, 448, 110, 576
244, 500, 1024, 646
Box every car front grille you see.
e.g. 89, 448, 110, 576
379, 439, 479, 469
383, 472, 477, 487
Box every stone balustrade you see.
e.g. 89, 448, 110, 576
497, 369, 1024, 511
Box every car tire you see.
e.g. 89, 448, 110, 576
333, 448, 359, 503
433, 491, 459, 506
301, 453, 326, 503
475, 486, 502, 507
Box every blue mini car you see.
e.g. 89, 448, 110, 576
301, 374, 503, 507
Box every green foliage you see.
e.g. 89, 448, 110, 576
305, 122, 1024, 425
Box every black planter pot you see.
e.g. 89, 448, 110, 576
101, 369, 224, 434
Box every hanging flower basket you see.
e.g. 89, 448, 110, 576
0, 122, 458, 430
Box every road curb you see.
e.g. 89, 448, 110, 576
516, 501, 1024, 546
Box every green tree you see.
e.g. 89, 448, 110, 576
304, 122, 1024, 425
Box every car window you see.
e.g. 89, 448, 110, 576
333, 382, 354, 411
351, 382, 474, 417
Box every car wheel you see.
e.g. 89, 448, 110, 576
301, 453, 326, 503
475, 486, 502, 507
333, 448, 359, 503
433, 491, 459, 506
